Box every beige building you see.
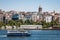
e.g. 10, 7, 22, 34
0, 10, 4, 21
5, 12, 12, 21
32, 13, 37, 22
20, 25, 42, 29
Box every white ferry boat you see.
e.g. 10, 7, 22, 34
7, 30, 31, 37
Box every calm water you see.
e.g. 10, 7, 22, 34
0, 30, 60, 40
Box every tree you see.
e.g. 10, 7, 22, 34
0, 21, 6, 29
25, 20, 30, 25
7, 20, 16, 26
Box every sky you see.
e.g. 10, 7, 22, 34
0, 0, 60, 12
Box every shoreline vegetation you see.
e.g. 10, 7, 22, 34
0, 19, 60, 30
0, 28, 60, 30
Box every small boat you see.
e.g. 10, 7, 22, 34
7, 30, 31, 37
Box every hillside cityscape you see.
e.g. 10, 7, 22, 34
0, 6, 60, 30
0, 0, 60, 40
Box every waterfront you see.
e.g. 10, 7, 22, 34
0, 30, 60, 40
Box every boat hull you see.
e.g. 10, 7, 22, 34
7, 33, 30, 37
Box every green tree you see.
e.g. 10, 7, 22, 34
0, 21, 6, 29
8, 20, 15, 26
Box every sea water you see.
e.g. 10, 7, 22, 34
0, 30, 60, 40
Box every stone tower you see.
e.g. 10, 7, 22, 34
38, 6, 42, 15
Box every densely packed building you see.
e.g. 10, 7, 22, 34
0, 6, 60, 23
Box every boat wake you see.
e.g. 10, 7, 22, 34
0, 35, 7, 37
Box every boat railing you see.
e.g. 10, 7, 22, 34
7, 30, 28, 33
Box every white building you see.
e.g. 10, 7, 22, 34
32, 14, 37, 22
20, 25, 42, 29
19, 14, 24, 20
44, 15, 52, 22
32, 12, 38, 22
